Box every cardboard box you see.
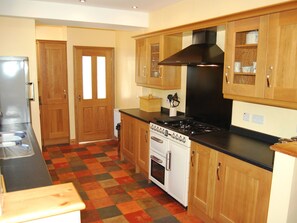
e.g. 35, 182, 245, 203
140, 96, 162, 112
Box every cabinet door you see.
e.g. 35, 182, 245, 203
265, 9, 297, 102
135, 119, 149, 175
188, 143, 217, 220
146, 36, 164, 87
167, 141, 190, 207
120, 114, 136, 164
214, 153, 272, 223
223, 16, 268, 98
135, 38, 147, 85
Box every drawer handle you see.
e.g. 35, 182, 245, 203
151, 136, 163, 144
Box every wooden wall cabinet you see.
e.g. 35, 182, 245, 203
120, 113, 149, 176
188, 142, 272, 223
224, 9, 297, 108
135, 34, 182, 90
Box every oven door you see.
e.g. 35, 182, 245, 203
149, 150, 168, 191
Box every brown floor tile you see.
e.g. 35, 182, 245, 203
43, 140, 204, 223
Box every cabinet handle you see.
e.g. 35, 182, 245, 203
63, 89, 67, 99
145, 130, 148, 142
225, 66, 230, 84
266, 66, 273, 88
266, 75, 270, 88
78, 95, 81, 101
217, 162, 221, 181
143, 66, 146, 77
191, 150, 195, 167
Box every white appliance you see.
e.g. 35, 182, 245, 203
149, 122, 190, 207
0, 56, 33, 125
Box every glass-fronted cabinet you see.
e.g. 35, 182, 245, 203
223, 16, 268, 98
135, 34, 182, 90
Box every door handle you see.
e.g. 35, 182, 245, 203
26, 82, 35, 101
151, 136, 163, 143
63, 89, 67, 99
166, 151, 171, 171
150, 155, 162, 164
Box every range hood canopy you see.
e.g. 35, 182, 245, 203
159, 30, 224, 66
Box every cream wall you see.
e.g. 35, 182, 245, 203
0, 16, 42, 146
115, 31, 142, 109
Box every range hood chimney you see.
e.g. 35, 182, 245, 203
159, 30, 224, 66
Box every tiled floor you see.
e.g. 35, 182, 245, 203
42, 140, 203, 223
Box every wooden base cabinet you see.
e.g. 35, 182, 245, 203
188, 142, 272, 223
120, 113, 149, 176
120, 113, 136, 164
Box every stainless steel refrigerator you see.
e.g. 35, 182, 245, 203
0, 56, 33, 125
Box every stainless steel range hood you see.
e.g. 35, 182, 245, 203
159, 30, 224, 66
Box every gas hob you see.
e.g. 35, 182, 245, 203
154, 117, 222, 136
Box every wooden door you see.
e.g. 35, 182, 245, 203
74, 46, 114, 142
37, 40, 70, 146
265, 9, 297, 102
223, 16, 268, 98
135, 119, 149, 175
188, 143, 217, 222
120, 114, 136, 164
213, 153, 272, 223
135, 38, 148, 85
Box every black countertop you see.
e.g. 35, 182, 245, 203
120, 108, 277, 171
0, 123, 52, 192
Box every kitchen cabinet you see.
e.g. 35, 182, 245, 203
135, 120, 149, 174
224, 9, 297, 108
188, 143, 217, 222
135, 34, 182, 89
120, 113, 136, 164
120, 113, 150, 176
188, 142, 272, 223
223, 16, 268, 98
264, 9, 297, 103
37, 40, 70, 146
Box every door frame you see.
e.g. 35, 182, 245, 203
73, 46, 115, 143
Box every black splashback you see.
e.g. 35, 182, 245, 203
186, 66, 232, 130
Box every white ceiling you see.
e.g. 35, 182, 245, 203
33, 0, 182, 12
0, 0, 182, 30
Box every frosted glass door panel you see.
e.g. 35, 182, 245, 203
82, 56, 92, 100
97, 56, 106, 99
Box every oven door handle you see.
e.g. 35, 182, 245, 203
166, 151, 171, 171
151, 136, 163, 144
150, 155, 163, 164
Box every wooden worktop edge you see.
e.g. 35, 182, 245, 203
0, 182, 85, 223
270, 142, 297, 158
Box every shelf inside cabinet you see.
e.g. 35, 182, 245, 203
234, 72, 256, 76
235, 44, 258, 48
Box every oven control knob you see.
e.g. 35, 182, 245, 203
172, 133, 175, 139
182, 137, 186, 143
164, 130, 168, 136
179, 136, 182, 141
